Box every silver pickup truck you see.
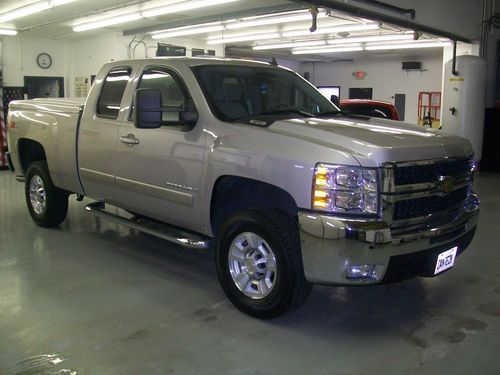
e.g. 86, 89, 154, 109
6, 57, 479, 318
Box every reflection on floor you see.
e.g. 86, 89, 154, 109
0, 170, 499, 374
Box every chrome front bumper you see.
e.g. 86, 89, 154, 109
299, 193, 480, 285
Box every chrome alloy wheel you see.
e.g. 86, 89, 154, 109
29, 175, 47, 215
228, 232, 277, 299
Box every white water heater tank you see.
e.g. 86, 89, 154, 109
441, 55, 486, 162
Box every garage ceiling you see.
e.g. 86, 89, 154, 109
0, 0, 453, 61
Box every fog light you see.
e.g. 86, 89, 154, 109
347, 264, 380, 280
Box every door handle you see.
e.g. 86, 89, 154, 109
120, 133, 139, 146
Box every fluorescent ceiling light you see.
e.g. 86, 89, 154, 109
152, 23, 224, 39
208, 33, 280, 45
253, 40, 327, 50
207, 29, 276, 41
226, 11, 328, 30
292, 46, 363, 54
0, 0, 76, 23
283, 23, 380, 37
0, 29, 18, 35
327, 33, 414, 44
0, 2, 51, 23
143, 0, 239, 18
365, 41, 452, 50
73, 13, 142, 32
50, 0, 77, 5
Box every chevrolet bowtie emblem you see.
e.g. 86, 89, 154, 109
438, 176, 455, 193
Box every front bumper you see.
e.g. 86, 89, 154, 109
299, 193, 479, 285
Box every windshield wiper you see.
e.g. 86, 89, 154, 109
230, 107, 314, 122
259, 108, 314, 117
316, 110, 345, 117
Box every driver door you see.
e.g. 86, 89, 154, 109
112, 65, 208, 232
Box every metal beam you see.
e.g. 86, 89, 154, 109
292, 0, 471, 43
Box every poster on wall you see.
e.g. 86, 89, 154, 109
75, 77, 89, 98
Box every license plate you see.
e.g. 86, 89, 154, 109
434, 246, 458, 275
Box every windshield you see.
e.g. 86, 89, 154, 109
192, 64, 340, 122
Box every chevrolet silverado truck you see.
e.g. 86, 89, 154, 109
6, 57, 479, 318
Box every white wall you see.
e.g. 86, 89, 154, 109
1, 32, 224, 98
2, 35, 68, 91
67, 32, 224, 97
300, 54, 444, 123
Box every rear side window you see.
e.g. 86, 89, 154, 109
96, 67, 132, 119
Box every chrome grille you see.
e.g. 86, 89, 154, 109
382, 157, 475, 235
393, 186, 469, 220
394, 158, 474, 186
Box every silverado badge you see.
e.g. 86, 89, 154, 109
438, 176, 455, 193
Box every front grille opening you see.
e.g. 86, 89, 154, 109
393, 186, 469, 220
394, 158, 473, 186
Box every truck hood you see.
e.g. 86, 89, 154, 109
268, 116, 473, 166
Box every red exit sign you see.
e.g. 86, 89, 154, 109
353, 71, 367, 79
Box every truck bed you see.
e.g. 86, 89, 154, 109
8, 97, 85, 194
10, 97, 85, 113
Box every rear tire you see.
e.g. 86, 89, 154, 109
25, 161, 69, 227
216, 209, 311, 319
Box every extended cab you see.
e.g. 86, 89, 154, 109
6, 58, 479, 318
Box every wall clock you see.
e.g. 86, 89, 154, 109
37, 53, 52, 69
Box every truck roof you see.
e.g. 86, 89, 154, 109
103, 56, 277, 68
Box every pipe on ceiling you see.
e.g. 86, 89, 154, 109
292, 0, 471, 43
352, 0, 415, 19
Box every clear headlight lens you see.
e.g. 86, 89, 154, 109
312, 164, 379, 214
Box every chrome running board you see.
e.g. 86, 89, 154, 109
85, 201, 213, 250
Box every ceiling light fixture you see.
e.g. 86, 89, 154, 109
73, 13, 142, 32
50, 0, 77, 5
0, 2, 52, 23
327, 33, 414, 44
283, 23, 380, 37
152, 24, 225, 39
253, 40, 327, 50
226, 10, 328, 30
0, 0, 77, 23
365, 41, 452, 50
0, 29, 18, 35
207, 32, 280, 45
143, 0, 240, 18
292, 46, 364, 54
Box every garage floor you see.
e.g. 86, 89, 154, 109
0, 170, 499, 375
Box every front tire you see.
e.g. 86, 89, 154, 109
216, 210, 311, 319
25, 161, 69, 227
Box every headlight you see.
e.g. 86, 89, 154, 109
312, 163, 379, 215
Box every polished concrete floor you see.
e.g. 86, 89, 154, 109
0, 170, 499, 375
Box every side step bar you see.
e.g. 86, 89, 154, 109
85, 202, 213, 250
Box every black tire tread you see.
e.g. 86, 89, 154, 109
216, 209, 311, 318
264, 209, 312, 313
25, 161, 69, 227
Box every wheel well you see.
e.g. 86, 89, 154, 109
18, 139, 47, 174
210, 176, 299, 236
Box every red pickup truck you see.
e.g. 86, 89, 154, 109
340, 99, 401, 121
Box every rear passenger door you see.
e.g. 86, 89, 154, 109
78, 65, 135, 201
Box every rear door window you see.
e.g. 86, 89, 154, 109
96, 67, 132, 119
